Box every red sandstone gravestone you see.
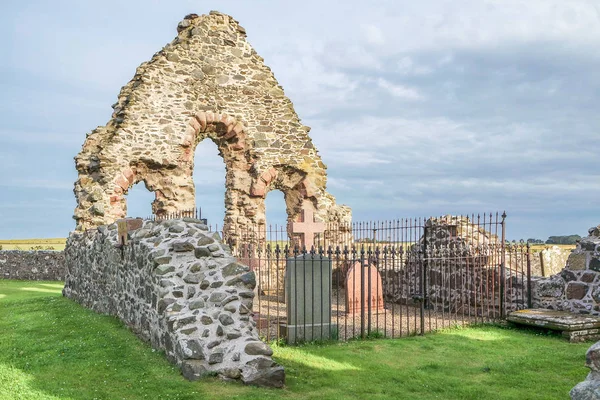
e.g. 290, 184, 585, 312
345, 261, 385, 315
291, 200, 325, 249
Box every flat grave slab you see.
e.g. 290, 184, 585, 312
507, 308, 600, 342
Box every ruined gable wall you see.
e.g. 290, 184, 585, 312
74, 11, 351, 238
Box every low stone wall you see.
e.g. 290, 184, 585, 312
533, 225, 600, 315
0, 250, 65, 281
63, 218, 284, 387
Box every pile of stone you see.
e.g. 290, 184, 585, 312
383, 215, 527, 314
63, 218, 284, 387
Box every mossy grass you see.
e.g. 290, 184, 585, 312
0, 280, 590, 399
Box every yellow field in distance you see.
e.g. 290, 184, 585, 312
529, 244, 576, 254
0, 238, 66, 251
0, 239, 578, 254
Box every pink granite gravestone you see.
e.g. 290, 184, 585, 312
291, 201, 325, 249
345, 261, 385, 315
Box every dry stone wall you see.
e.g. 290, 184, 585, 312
0, 251, 65, 281
73, 11, 351, 243
533, 225, 600, 315
63, 218, 284, 387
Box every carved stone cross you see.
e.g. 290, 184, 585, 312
291, 201, 325, 249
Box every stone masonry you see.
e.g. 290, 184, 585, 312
0, 250, 65, 281
533, 224, 600, 315
63, 218, 284, 387
73, 11, 351, 244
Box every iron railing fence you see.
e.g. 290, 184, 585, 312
146, 208, 208, 225
148, 211, 532, 342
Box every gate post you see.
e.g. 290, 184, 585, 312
500, 212, 507, 318
420, 225, 428, 335
526, 242, 532, 308
360, 246, 365, 339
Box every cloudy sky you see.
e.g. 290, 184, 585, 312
1, 0, 598, 240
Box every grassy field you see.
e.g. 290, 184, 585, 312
0, 279, 590, 399
0, 239, 66, 251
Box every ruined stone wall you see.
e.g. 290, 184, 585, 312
382, 216, 528, 315
63, 218, 284, 387
0, 251, 65, 281
533, 225, 600, 315
73, 11, 351, 242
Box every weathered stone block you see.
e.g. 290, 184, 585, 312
582, 273, 597, 283
223, 262, 248, 277
569, 253, 588, 271
173, 240, 195, 252
195, 247, 211, 258
591, 258, 600, 273
567, 283, 590, 300
245, 342, 273, 356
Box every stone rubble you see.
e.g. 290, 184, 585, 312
63, 218, 284, 387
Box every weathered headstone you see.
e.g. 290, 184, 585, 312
280, 254, 335, 343
539, 245, 570, 276
291, 201, 325, 249
345, 261, 385, 315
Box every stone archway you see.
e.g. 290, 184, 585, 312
73, 11, 351, 241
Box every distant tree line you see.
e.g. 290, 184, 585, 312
545, 235, 581, 245
525, 235, 582, 245
526, 238, 544, 244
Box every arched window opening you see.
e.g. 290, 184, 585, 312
193, 139, 226, 230
125, 182, 154, 218
264, 189, 288, 244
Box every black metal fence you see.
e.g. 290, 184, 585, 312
227, 213, 532, 342
147, 208, 208, 225
150, 211, 532, 342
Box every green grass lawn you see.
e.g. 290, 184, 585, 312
0, 280, 590, 399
